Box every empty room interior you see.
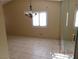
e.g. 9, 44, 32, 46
0, 0, 78, 59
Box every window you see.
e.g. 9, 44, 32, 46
32, 12, 47, 27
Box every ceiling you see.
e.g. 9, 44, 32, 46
0, 0, 63, 5
0, 0, 63, 4
44, 0, 63, 1
32, 0, 64, 2
0, 0, 11, 5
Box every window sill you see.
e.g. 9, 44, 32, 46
32, 26, 48, 29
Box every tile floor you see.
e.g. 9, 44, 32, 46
7, 36, 74, 59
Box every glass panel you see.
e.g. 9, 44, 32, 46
33, 12, 39, 26
61, 0, 78, 59
39, 12, 47, 26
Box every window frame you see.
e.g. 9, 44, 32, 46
32, 11, 48, 28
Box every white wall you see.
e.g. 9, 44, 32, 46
0, 5, 9, 59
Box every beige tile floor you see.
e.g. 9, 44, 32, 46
7, 36, 74, 59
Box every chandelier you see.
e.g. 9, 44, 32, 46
24, 0, 33, 18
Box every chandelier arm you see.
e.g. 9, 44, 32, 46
29, 0, 32, 11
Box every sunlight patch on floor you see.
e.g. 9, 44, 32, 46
52, 53, 73, 59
